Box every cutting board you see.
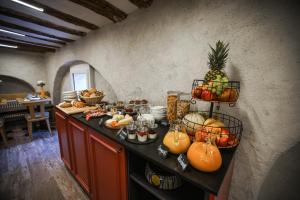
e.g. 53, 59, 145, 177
56, 105, 97, 115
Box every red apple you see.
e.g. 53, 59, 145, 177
192, 86, 203, 99
217, 129, 229, 147
201, 89, 213, 101
195, 129, 209, 142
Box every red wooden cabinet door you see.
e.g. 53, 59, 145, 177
68, 119, 91, 193
88, 129, 127, 200
55, 111, 72, 170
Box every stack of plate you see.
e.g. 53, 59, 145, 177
63, 91, 77, 102
150, 106, 167, 121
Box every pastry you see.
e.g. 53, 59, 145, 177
58, 102, 72, 108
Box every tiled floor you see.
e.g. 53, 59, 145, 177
0, 128, 89, 200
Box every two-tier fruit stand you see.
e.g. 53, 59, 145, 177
182, 79, 243, 149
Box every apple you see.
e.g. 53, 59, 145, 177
192, 86, 203, 99
217, 129, 229, 147
201, 89, 213, 101
195, 129, 209, 142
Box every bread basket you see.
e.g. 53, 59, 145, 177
80, 95, 104, 105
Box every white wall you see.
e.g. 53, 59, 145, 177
45, 0, 300, 199
0, 49, 47, 91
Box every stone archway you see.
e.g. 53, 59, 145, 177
0, 74, 36, 94
53, 60, 117, 105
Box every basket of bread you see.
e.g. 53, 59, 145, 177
80, 88, 105, 105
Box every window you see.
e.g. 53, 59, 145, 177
70, 64, 95, 91
72, 73, 88, 91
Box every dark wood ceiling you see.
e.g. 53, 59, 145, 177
0, 0, 153, 53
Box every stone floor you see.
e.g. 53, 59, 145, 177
0, 128, 89, 200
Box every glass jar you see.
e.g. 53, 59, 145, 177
137, 126, 148, 142
167, 91, 179, 122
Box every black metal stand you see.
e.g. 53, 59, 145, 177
209, 102, 214, 118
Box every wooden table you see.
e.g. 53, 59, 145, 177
16, 98, 51, 104
17, 98, 52, 139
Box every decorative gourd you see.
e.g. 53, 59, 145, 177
163, 130, 191, 154
187, 142, 222, 172
182, 113, 205, 134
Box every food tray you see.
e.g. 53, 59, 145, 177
182, 111, 243, 149
191, 79, 240, 104
104, 122, 126, 129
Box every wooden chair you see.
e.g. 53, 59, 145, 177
24, 101, 52, 140
0, 118, 7, 147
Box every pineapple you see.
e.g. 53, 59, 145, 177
204, 40, 229, 83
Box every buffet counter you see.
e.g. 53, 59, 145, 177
55, 107, 235, 200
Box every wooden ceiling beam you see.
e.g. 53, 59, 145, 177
27, 35, 66, 45
0, 6, 87, 36
0, 35, 60, 49
129, 0, 153, 8
69, 0, 127, 22
16, 0, 99, 30
0, 19, 74, 42
0, 39, 55, 52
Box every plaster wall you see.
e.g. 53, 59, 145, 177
45, 0, 300, 199
0, 49, 47, 91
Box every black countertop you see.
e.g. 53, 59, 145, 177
71, 113, 236, 195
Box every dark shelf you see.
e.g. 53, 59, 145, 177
130, 172, 204, 200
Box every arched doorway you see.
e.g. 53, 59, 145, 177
53, 60, 117, 105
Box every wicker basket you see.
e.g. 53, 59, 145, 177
80, 95, 104, 105
145, 162, 182, 190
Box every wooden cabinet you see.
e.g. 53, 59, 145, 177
68, 119, 91, 193
55, 111, 72, 170
88, 129, 127, 200
55, 110, 127, 200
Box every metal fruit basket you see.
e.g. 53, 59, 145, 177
182, 111, 243, 149
191, 79, 240, 103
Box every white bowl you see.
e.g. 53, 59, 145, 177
150, 106, 166, 110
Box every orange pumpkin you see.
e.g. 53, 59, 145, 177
163, 131, 191, 154
187, 142, 222, 172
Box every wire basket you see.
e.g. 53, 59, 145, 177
80, 95, 104, 105
191, 79, 240, 103
182, 111, 243, 149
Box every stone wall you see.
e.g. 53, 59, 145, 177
0, 49, 47, 92
43, 0, 300, 199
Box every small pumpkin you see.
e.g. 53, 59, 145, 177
187, 142, 222, 172
182, 113, 205, 134
163, 131, 191, 154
